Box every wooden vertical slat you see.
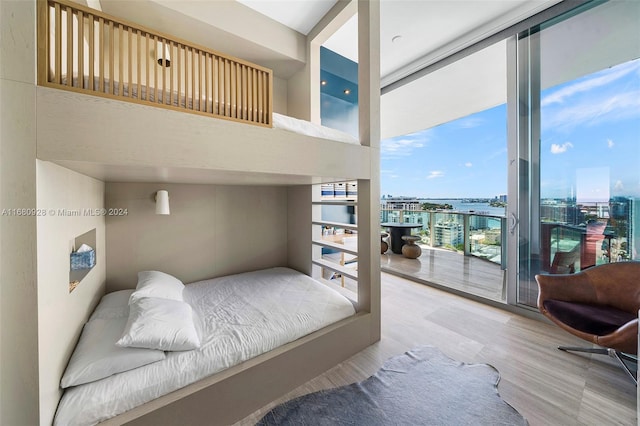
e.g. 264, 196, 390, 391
137, 30, 141, 99
191, 48, 195, 110
98, 17, 104, 92
153, 36, 158, 102
205, 53, 210, 113
66, 6, 72, 86
252, 69, 258, 123
88, 14, 94, 91
267, 71, 273, 125
212, 56, 218, 114
201, 51, 205, 111
247, 67, 253, 122
224, 60, 230, 116
145, 33, 150, 101
128, 27, 132, 98
108, 20, 114, 94
237, 63, 242, 119
54, 3, 62, 84
77, 10, 84, 89
218, 57, 223, 115
262, 71, 267, 125
118, 24, 123, 96
177, 43, 182, 107
197, 50, 202, 111
242, 65, 248, 120
161, 39, 167, 104
230, 61, 236, 118
169, 42, 174, 106
237, 64, 242, 119
258, 71, 263, 123
185, 47, 190, 109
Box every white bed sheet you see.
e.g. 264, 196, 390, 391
54, 267, 356, 426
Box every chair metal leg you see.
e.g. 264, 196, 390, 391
558, 346, 609, 355
558, 346, 637, 385
613, 351, 638, 385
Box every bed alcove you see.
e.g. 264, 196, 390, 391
32, 0, 381, 424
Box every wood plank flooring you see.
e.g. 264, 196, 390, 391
381, 248, 506, 302
235, 272, 637, 426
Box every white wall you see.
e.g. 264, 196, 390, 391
273, 76, 288, 115
0, 1, 40, 425
36, 160, 106, 425
105, 183, 288, 291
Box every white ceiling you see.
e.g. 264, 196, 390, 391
239, 0, 560, 84
236, 0, 339, 35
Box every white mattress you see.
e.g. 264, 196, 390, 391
54, 267, 355, 426
273, 112, 359, 144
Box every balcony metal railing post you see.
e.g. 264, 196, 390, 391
500, 217, 507, 269
429, 211, 435, 247
463, 213, 470, 256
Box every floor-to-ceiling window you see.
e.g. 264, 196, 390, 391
380, 39, 509, 302
378, 0, 639, 309
514, 0, 640, 307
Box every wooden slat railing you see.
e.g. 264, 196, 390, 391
37, 0, 273, 127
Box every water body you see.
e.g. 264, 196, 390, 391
420, 199, 506, 217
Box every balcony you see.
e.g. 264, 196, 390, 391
380, 209, 507, 303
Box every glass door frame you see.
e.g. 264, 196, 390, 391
505, 0, 636, 309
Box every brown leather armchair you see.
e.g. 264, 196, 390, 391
535, 261, 640, 383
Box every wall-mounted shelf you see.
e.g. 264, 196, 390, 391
69, 228, 96, 293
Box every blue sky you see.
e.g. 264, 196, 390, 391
381, 58, 640, 200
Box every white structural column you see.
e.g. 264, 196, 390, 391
357, 0, 381, 341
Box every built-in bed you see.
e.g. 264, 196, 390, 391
55, 267, 356, 425
37, 0, 380, 424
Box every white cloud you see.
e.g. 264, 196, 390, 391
542, 61, 639, 106
550, 142, 573, 154
457, 117, 484, 128
427, 171, 444, 179
381, 132, 427, 159
381, 169, 400, 179
607, 139, 615, 149
543, 89, 640, 132
614, 180, 624, 191
464, 162, 473, 167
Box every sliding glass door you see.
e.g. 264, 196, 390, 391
513, 0, 640, 307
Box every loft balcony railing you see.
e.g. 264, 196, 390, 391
37, 0, 273, 126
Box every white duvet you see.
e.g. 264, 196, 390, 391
54, 267, 356, 426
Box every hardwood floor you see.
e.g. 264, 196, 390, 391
235, 272, 637, 426
381, 247, 506, 302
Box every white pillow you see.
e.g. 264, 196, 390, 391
61, 317, 165, 388
117, 297, 200, 351
89, 290, 134, 321
130, 271, 184, 304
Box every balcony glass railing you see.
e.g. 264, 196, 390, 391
381, 209, 506, 269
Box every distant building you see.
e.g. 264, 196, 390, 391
434, 221, 463, 246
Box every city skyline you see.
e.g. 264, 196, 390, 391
381, 58, 640, 200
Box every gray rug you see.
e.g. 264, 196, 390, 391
257, 346, 527, 425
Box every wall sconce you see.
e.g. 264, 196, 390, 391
155, 190, 170, 215
157, 42, 171, 67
